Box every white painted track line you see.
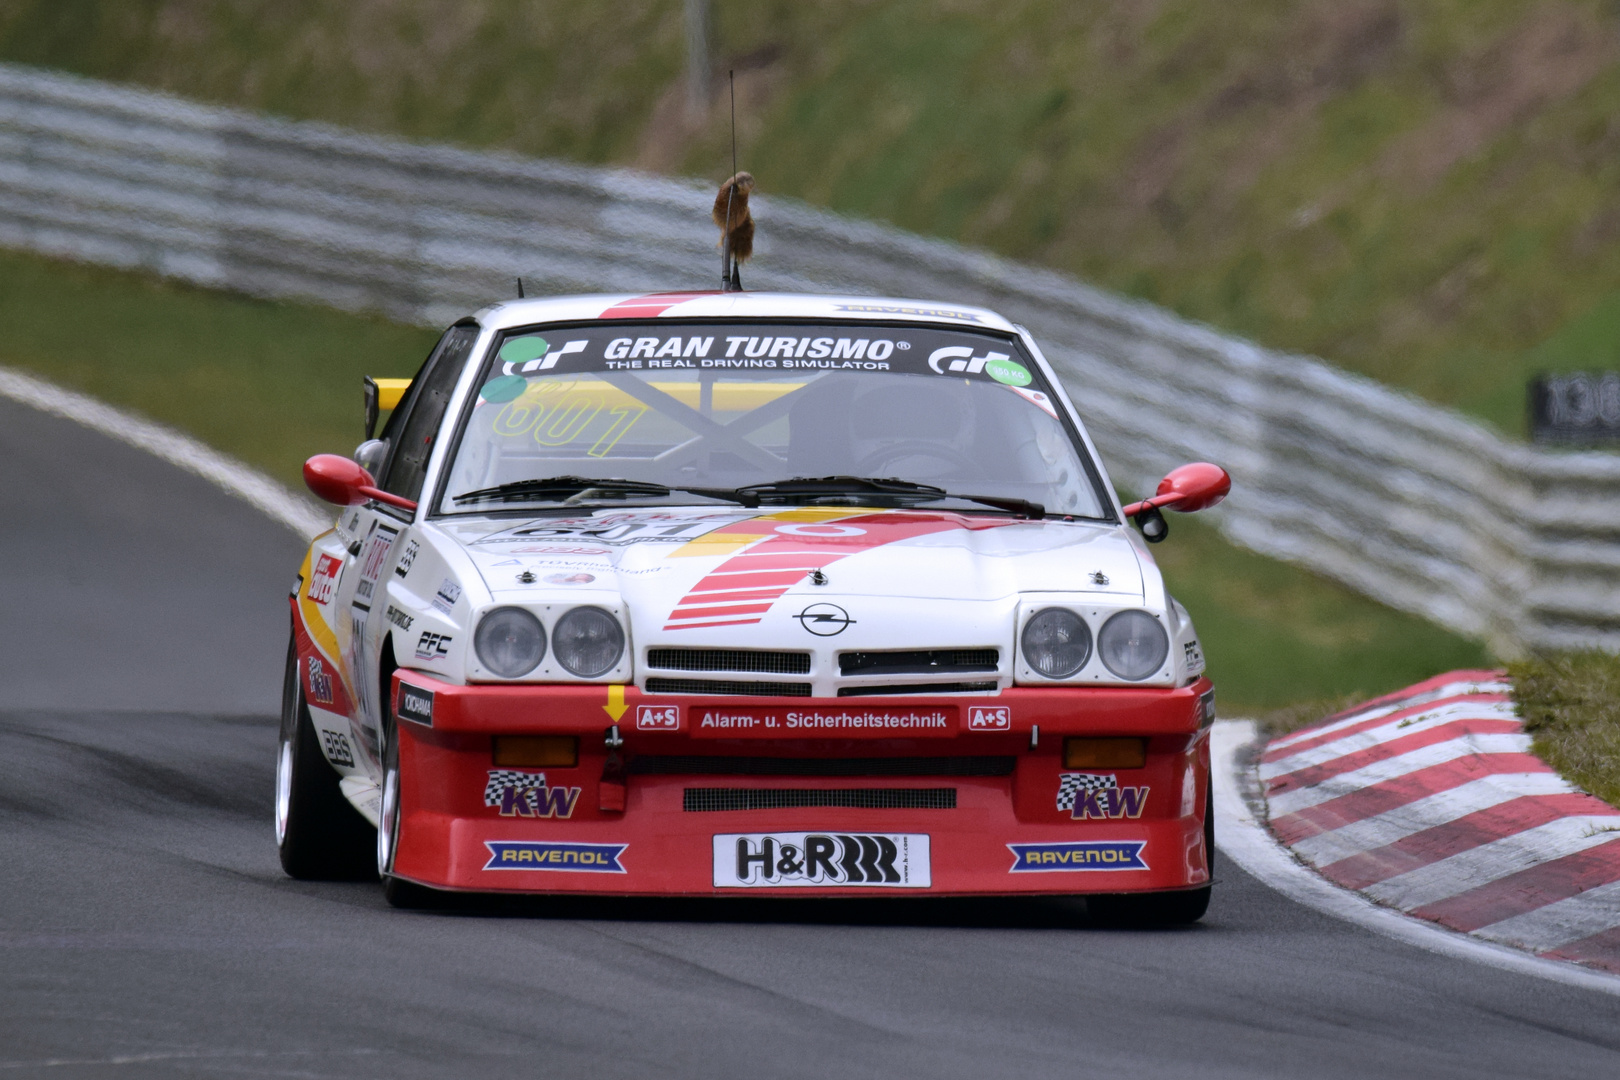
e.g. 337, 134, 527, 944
0, 366, 329, 540
1211, 719, 1620, 997
1474, 878, 1620, 951
1363, 816, 1620, 910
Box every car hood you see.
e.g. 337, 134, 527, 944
437, 507, 1145, 612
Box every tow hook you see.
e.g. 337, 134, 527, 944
600, 724, 626, 812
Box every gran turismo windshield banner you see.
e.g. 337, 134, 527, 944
483, 322, 1044, 388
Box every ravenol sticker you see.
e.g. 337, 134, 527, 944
483, 841, 626, 872
1056, 773, 1149, 820
483, 770, 581, 819
1007, 841, 1148, 872
307, 553, 342, 606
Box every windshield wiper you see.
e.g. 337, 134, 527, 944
453, 476, 671, 505
726, 476, 1044, 519
453, 476, 752, 507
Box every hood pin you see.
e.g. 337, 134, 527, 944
1091, 571, 1109, 586
518, 570, 536, 584
809, 569, 829, 586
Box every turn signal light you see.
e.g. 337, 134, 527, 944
493, 736, 579, 768
1063, 737, 1147, 769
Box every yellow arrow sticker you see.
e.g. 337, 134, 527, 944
603, 684, 628, 722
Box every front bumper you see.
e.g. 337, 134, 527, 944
388, 673, 1214, 896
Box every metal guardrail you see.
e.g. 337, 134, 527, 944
1, 62, 1616, 654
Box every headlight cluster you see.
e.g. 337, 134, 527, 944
473, 605, 625, 679
1021, 607, 1168, 682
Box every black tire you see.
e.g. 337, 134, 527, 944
1086, 780, 1216, 927
276, 638, 377, 880
375, 687, 446, 910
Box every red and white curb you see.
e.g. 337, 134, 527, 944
1213, 670, 1620, 995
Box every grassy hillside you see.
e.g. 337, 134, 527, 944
0, 245, 1485, 713
4, 2, 1620, 437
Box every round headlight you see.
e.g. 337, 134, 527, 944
552, 606, 625, 678
1021, 608, 1092, 679
1098, 610, 1169, 681
474, 607, 546, 678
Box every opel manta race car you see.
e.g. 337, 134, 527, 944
277, 290, 1229, 920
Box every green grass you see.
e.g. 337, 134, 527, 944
5, 2, 1620, 438
1510, 652, 1620, 808
0, 245, 1488, 714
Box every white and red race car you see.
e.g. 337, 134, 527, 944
278, 290, 1229, 919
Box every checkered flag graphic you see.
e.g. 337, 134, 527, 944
485, 770, 547, 807
1056, 772, 1117, 812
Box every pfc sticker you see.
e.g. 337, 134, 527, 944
713, 833, 930, 888
415, 631, 452, 661
1056, 774, 1148, 820
1007, 841, 1148, 872
397, 684, 434, 727
483, 770, 581, 819
483, 841, 626, 872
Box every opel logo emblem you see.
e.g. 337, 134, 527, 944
794, 603, 855, 636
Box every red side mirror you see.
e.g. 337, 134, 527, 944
1122, 463, 1231, 518
303, 454, 418, 512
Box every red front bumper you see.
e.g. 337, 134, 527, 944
388, 673, 1214, 897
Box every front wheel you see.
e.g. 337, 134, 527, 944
376, 700, 444, 909
276, 638, 376, 880
1086, 781, 1215, 926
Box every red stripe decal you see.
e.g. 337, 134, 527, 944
1407, 838, 1620, 932
663, 511, 1013, 630
599, 291, 719, 320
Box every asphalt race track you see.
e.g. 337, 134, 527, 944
3, 396, 1619, 1079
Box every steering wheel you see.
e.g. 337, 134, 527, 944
855, 440, 981, 478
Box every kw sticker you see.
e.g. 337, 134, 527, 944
1056, 774, 1149, 821
484, 770, 581, 819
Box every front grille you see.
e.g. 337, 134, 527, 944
838, 681, 999, 697
645, 677, 812, 696
647, 648, 811, 675
839, 649, 999, 676
684, 787, 957, 811
628, 755, 1016, 777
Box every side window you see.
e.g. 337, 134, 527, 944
380, 325, 479, 501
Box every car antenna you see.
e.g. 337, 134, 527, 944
516, 276, 525, 298
712, 71, 755, 293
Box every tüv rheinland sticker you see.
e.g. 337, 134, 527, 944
483, 841, 626, 872
1006, 841, 1147, 872
713, 832, 930, 888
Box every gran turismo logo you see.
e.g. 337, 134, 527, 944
793, 602, 854, 636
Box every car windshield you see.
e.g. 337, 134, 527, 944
435, 320, 1111, 519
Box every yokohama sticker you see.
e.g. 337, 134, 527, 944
483, 841, 626, 872
1007, 841, 1148, 872
397, 684, 434, 727
713, 833, 930, 888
